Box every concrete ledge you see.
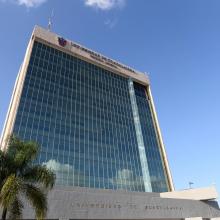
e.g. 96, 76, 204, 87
22, 186, 220, 219
160, 186, 218, 201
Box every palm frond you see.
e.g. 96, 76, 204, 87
23, 165, 56, 189
14, 141, 39, 167
6, 135, 39, 168
0, 150, 8, 187
0, 174, 22, 208
8, 197, 23, 220
1, 135, 55, 219
23, 183, 47, 220
0, 148, 14, 171
6, 135, 24, 156
0, 150, 17, 187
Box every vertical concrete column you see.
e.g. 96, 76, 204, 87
0, 31, 35, 150
128, 78, 152, 192
147, 86, 174, 191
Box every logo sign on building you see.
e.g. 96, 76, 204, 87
57, 36, 137, 74
58, 37, 67, 47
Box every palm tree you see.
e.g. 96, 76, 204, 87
0, 135, 56, 220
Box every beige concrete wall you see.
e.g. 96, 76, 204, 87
160, 186, 218, 201
146, 86, 174, 191
22, 186, 220, 219
0, 30, 35, 150
185, 218, 203, 220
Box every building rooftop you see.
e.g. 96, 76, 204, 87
32, 25, 150, 86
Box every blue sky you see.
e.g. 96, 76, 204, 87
0, 0, 220, 193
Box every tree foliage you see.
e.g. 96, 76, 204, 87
0, 135, 56, 220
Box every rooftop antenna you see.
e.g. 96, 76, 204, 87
189, 181, 194, 189
144, 72, 150, 79
48, 9, 54, 31
144, 71, 150, 75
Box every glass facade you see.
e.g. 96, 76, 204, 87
134, 83, 168, 192
12, 41, 168, 192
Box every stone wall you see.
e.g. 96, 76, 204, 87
22, 186, 220, 220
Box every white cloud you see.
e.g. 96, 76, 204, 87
84, 0, 125, 10
1, 0, 47, 7
43, 159, 73, 173
16, 0, 47, 7
43, 159, 74, 185
110, 168, 144, 189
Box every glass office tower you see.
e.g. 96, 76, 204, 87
0, 26, 173, 193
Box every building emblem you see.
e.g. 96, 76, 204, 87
58, 37, 67, 47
